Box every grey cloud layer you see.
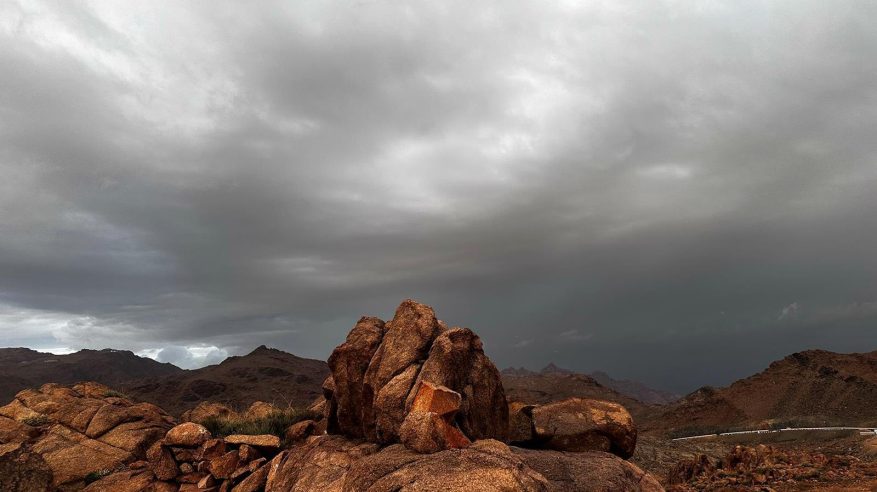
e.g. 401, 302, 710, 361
1, 1, 876, 392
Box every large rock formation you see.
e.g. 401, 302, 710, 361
326, 299, 508, 448
0, 382, 174, 491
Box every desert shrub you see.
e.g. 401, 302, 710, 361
22, 414, 50, 427
103, 390, 128, 399
201, 407, 319, 441
84, 469, 111, 484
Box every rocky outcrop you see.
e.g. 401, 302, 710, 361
85, 423, 284, 492
510, 397, 637, 459
0, 382, 173, 491
326, 299, 508, 450
264, 434, 663, 491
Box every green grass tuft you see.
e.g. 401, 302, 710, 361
84, 469, 112, 484
22, 414, 50, 427
201, 407, 319, 442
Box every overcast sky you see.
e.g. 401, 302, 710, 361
1, 1, 876, 392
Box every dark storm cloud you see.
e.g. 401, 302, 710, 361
1, 1, 876, 392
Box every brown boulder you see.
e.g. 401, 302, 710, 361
508, 402, 536, 443
181, 402, 238, 424
233, 460, 271, 492
530, 398, 637, 458
147, 441, 178, 481
284, 419, 318, 443
244, 401, 277, 419
238, 443, 261, 463
165, 422, 212, 447
198, 438, 227, 461
361, 300, 445, 442
327, 316, 386, 437
209, 450, 240, 479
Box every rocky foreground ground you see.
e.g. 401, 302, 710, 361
0, 300, 663, 491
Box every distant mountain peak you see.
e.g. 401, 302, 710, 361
540, 362, 574, 375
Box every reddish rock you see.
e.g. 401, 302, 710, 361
409, 381, 461, 417
172, 446, 196, 462
231, 457, 266, 481
198, 474, 217, 489
209, 450, 240, 479
165, 422, 212, 447
232, 460, 271, 492
244, 401, 277, 419
237, 443, 261, 463
181, 402, 238, 424
197, 438, 227, 461
530, 398, 637, 458
284, 419, 317, 443
147, 441, 179, 481
178, 471, 208, 483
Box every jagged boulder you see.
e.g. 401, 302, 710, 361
326, 299, 508, 450
0, 382, 173, 490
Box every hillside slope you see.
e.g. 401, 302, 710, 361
644, 349, 877, 435
589, 370, 680, 405
122, 345, 328, 416
0, 347, 182, 402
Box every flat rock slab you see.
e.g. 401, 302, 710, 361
224, 434, 281, 449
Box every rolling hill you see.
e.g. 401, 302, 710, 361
643, 349, 877, 435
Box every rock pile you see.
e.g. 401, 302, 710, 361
84, 422, 284, 492
0, 382, 173, 491
667, 444, 877, 491
322, 299, 508, 451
